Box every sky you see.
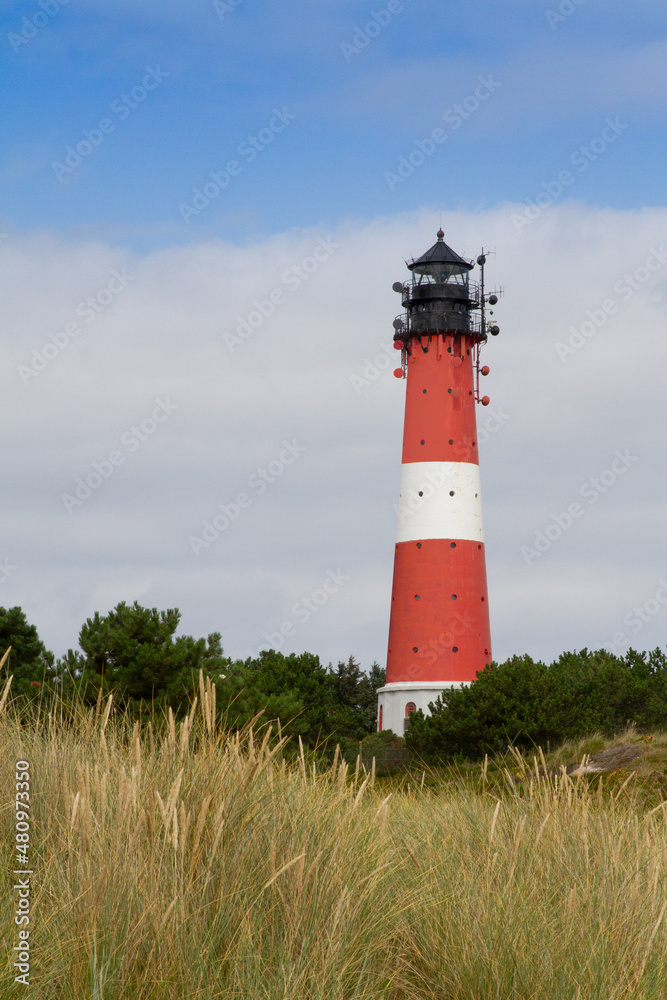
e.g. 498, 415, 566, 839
2, 0, 667, 672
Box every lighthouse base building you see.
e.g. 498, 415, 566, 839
377, 681, 472, 737
377, 230, 497, 734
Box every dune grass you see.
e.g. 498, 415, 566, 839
2, 682, 667, 999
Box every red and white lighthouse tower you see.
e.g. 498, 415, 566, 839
377, 229, 499, 734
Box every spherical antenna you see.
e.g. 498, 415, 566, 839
489, 324, 500, 336
477, 254, 486, 266
393, 318, 404, 330
392, 281, 403, 293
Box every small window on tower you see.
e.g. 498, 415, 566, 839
404, 702, 416, 732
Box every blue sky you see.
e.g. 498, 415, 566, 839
2, 1, 667, 674
3, 0, 667, 249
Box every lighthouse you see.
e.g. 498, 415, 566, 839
377, 229, 499, 735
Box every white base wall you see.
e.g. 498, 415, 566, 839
376, 681, 470, 735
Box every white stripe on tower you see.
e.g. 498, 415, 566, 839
395, 461, 484, 544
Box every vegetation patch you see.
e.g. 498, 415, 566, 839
2, 686, 667, 999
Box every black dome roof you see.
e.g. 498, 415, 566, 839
407, 230, 474, 273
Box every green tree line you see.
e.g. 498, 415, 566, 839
0, 602, 384, 745
5, 603, 667, 758
406, 648, 667, 761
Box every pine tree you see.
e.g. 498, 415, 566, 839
0, 606, 54, 698
77, 601, 225, 708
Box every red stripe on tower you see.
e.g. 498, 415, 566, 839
377, 229, 500, 735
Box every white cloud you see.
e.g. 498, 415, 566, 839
2, 203, 667, 669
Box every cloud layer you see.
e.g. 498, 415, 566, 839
2, 202, 667, 668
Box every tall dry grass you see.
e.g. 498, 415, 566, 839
2, 680, 667, 999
